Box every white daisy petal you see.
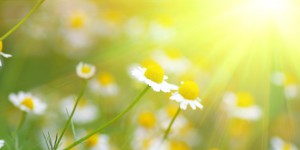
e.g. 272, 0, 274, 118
0, 140, 4, 149
0, 52, 12, 58
189, 102, 196, 110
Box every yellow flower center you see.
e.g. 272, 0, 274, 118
170, 141, 190, 150
178, 81, 199, 100
97, 72, 114, 85
236, 92, 254, 107
70, 13, 85, 29
283, 143, 292, 150
86, 134, 99, 148
0, 40, 2, 52
82, 65, 91, 74
144, 64, 164, 83
21, 97, 34, 110
166, 49, 181, 59
138, 111, 156, 128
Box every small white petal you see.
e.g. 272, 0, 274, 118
0, 52, 12, 58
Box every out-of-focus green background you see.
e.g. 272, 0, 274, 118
1, 0, 300, 149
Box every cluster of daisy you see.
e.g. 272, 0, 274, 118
271, 71, 299, 99
131, 60, 203, 110
132, 105, 199, 150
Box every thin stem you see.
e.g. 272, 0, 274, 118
163, 107, 181, 140
17, 111, 27, 132
0, 0, 45, 40
54, 80, 87, 150
63, 86, 150, 150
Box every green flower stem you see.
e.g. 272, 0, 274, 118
0, 0, 45, 40
163, 107, 181, 140
17, 111, 27, 132
63, 86, 150, 150
54, 80, 87, 150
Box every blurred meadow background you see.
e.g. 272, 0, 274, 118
1, 0, 300, 149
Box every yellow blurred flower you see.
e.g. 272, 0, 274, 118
138, 111, 157, 129
169, 140, 191, 150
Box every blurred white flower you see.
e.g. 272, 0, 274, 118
0, 41, 12, 67
76, 62, 96, 79
271, 137, 298, 150
170, 81, 203, 110
152, 50, 191, 75
57, 0, 99, 49
60, 96, 98, 124
271, 72, 285, 86
132, 132, 167, 150
9, 92, 46, 114
0, 140, 4, 149
92, 10, 122, 38
89, 72, 118, 97
85, 134, 110, 150
149, 16, 175, 43
131, 63, 178, 92
124, 17, 145, 39
284, 84, 298, 99
223, 92, 261, 121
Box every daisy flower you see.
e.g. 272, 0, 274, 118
223, 92, 261, 121
0, 40, 12, 67
89, 72, 118, 97
61, 96, 98, 124
271, 137, 298, 150
0, 140, 4, 149
131, 63, 178, 92
76, 62, 96, 79
149, 16, 175, 44
9, 91, 46, 114
170, 81, 203, 110
152, 50, 191, 75
85, 134, 110, 150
